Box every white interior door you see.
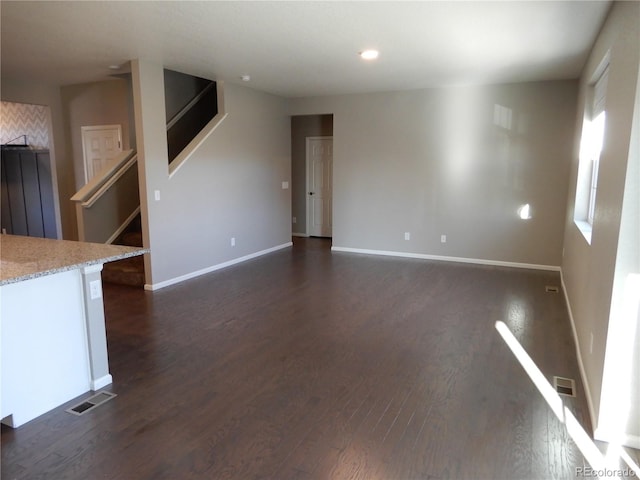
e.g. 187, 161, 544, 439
306, 137, 333, 237
81, 125, 122, 183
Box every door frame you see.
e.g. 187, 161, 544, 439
305, 136, 333, 238
81, 124, 122, 183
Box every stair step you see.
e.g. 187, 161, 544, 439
103, 255, 144, 287
121, 231, 143, 247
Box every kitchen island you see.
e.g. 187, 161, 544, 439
0, 234, 146, 427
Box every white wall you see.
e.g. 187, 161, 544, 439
132, 60, 291, 288
561, 1, 640, 447
291, 81, 577, 268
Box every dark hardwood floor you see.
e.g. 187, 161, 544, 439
2, 237, 603, 479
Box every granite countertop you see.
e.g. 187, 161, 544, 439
0, 234, 148, 286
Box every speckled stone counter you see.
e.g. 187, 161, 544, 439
1, 234, 147, 428
0, 234, 146, 285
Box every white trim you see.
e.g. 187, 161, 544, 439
331, 246, 560, 271
145, 242, 293, 291
560, 270, 598, 436
81, 264, 104, 275
71, 150, 134, 203
168, 112, 228, 178
574, 219, 593, 244
292, 232, 309, 237
105, 206, 141, 245
90, 374, 113, 391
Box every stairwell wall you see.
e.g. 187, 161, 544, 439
131, 59, 291, 289
60, 79, 133, 192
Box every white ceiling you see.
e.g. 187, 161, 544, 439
1, 1, 611, 98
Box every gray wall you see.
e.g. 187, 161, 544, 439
291, 114, 333, 234
61, 79, 133, 191
132, 60, 291, 287
291, 81, 577, 267
81, 163, 140, 244
562, 1, 640, 445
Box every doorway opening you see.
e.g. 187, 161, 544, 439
290, 114, 333, 240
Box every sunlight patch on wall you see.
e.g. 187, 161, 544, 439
440, 88, 484, 186
518, 203, 533, 220
598, 273, 640, 446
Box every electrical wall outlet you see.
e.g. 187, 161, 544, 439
292, 217, 297, 224
231, 237, 236, 247
89, 280, 102, 300
404, 232, 410, 241
441, 234, 447, 243
154, 190, 161, 201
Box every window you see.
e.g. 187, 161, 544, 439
587, 67, 608, 224
575, 60, 609, 243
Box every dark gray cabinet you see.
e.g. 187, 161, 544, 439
1, 147, 57, 239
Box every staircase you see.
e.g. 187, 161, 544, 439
72, 69, 222, 288
102, 215, 145, 287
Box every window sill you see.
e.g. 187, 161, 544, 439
574, 220, 592, 245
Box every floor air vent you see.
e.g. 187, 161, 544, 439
553, 376, 576, 397
67, 391, 117, 416
545, 286, 559, 293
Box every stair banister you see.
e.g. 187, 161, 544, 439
71, 149, 140, 243
71, 150, 135, 204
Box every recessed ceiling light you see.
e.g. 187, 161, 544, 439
359, 50, 379, 60
108, 64, 121, 70
241, 74, 251, 82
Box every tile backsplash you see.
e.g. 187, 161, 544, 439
1, 101, 50, 149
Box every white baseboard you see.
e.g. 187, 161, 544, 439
292, 232, 309, 237
145, 242, 293, 291
560, 271, 598, 438
91, 374, 113, 391
330, 246, 561, 272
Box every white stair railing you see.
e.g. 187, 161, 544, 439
71, 150, 140, 243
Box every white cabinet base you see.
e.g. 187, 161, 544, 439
1, 266, 111, 428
